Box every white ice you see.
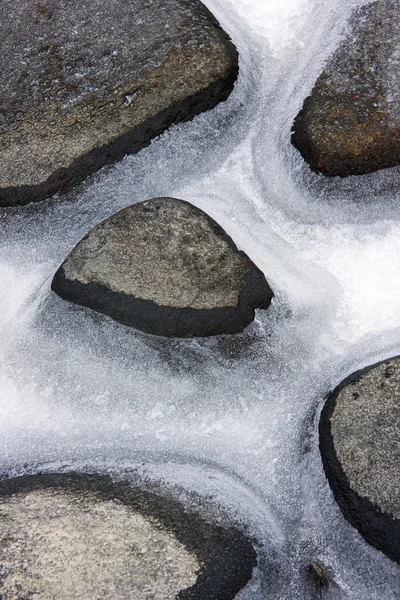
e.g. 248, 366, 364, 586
1, 0, 400, 597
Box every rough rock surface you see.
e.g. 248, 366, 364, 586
0, 489, 198, 599
0, 472, 257, 599
319, 355, 400, 563
292, 0, 400, 176
52, 197, 274, 337
0, 0, 238, 206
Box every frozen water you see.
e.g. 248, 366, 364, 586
1, 0, 400, 597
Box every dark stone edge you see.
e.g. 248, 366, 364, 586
0, 471, 257, 600
319, 354, 400, 564
291, 97, 326, 176
0, 43, 238, 207
51, 198, 274, 338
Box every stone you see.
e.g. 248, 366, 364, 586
51, 197, 274, 337
0, 489, 198, 598
292, 0, 400, 177
0, 472, 257, 599
306, 561, 330, 592
0, 0, 238, 206
319, 355, 400, 563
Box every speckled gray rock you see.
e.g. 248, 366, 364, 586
319, 355, 400, 563
292, 0, 400, 176
0, 472, 257, 600
0, 0, 238, 206
51, 197, 274, 337
0, 489, 198, 599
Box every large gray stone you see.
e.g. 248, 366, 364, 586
51, 198, 274, 337
0, 489, 198, 599
0, 472, 257, 599
0, 0, 238, 206
292, 0, 400, 176
319, 355, 400, 563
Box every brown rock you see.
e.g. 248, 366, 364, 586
292, 0, 400, 177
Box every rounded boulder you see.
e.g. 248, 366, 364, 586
319, 355, 400, 563
292, 0, 400, 177
0, 472, 257, 599
0, 0, 238, 205
52, 198, 274, 337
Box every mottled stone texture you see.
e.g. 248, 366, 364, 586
0, 0, 238, 206
0, 488, 198, 599
52, 198, 274, 337
292, 0, 400, 176
0, 472, 257, 600
319, 356, 400, 563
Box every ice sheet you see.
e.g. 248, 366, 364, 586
1, 0, 400, 597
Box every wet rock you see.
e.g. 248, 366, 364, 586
306, 561, 330, 592
52, 197, 273, 337
292, 0, 400, 176
0, 0, 238, 206
319, 355, 400, 563
0, 472, 257, 600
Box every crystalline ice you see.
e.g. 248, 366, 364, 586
0, 0, 400, 598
